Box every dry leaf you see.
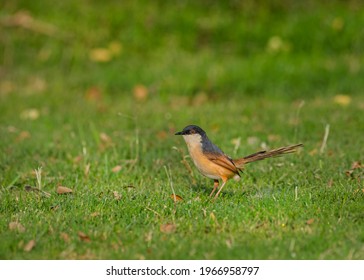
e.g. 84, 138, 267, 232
20, 108, 40, 120
89, 48, 112, 62
333, 94, 351, 106
9, 221, 26, 233
160, 223, 176, 234
351, 161, 362, 170
84, 163, 91, 177
112, 165, 122, 173
56, 186, 73, 194
306, 218, 315, 225
78, 231, 91, 242
113, 191, 122, 200
16, 131, 31, 142
24, 240, 36, 252
90, 212, 100, 217
133, 85, 148, 102
85, 86, 102, 102
170, 194, 183, 202
60, 232, 70, 243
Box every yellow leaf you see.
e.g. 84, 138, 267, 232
89, 48, 112, 62
333, 94, 351, 106
20, 108, 40, 120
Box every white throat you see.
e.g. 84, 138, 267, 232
182, 134, 202, 151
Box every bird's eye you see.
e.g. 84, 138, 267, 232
189, 129, 195, 134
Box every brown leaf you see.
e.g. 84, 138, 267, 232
56, 186, 73, 194
133, 85, 148, 102
9, 221, 26, 233
78, 231, 91, 242
113, 191, 122, 201
60, 232, 70, 243
351, 161, 362, 170
160, 223, 176, 234
112, 165, 122, 173
24, 240, 36, 252
85, 86, 102, 102
306, 218, 315, 225
16, 131, 31, 142
170, 194, 183, 202
90, 212, 100, 217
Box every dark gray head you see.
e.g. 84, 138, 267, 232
175, 125, 206, 136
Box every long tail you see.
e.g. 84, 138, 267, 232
233, 144, 303, 168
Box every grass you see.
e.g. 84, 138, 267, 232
0, 0, 363, 259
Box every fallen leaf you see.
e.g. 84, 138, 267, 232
20, 108, 40, 120
306, 218, 315, 225
113, 191, 122, 200
351, 161, 362, 170
160, 223, 176, 234
89, 48, 112, 62
24, 240, 36, 252
133, 85, 148, 102
85, 86, 102, 102
9, 222, 26, 233
333, 94, 351, 106
56, 186, 73, 194
60, 232, 70, 243
90, 212, 100, 217
78, 231, 91, 242
170, 194, 183, 202
16, 131, 31, 142
112, 165, 122, 173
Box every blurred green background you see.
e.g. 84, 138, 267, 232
1, 0, 363, 100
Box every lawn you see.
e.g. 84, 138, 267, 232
0, 0, 363, 259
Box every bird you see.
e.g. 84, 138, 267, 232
175, 125, 303, 199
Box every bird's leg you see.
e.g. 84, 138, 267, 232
209, 179, 219, 197
214, 177, 227, 199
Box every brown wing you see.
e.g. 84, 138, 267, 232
205, 153, 240, 175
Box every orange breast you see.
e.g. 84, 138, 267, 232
188, 144, 235, 180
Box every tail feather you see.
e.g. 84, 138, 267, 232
233, 144, 303, 167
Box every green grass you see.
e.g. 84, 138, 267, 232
0, 0, 363, 259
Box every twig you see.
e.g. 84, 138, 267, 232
320, 124, 330, 154
145, 206, 161, 217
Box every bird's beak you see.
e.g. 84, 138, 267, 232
175, 131, 183, 135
